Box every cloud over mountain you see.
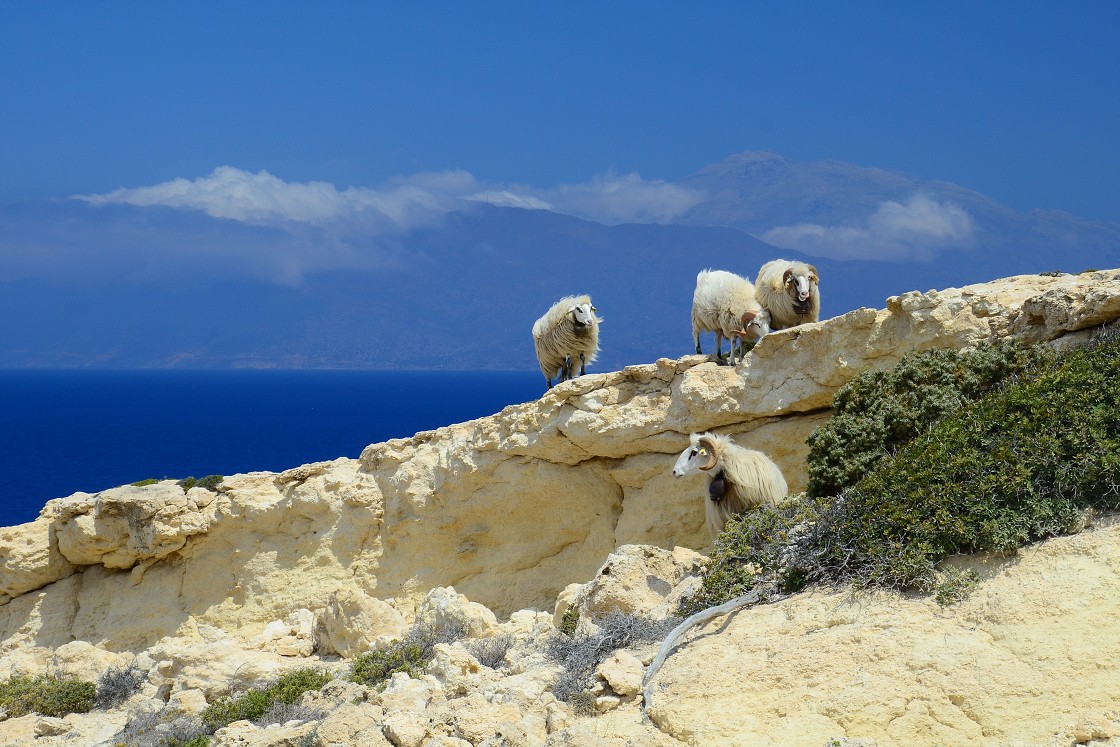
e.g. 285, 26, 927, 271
76, 167, 702, 231
761, 194, 976, 261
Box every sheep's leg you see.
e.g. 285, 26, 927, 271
714, 333, 726, 364
561, 355, 572, 382
694, 327, 703, 355
579, 352, 586, 376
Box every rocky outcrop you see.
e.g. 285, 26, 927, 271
2, 270, 1120, 747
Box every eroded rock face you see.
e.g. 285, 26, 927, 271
0, 269, 1118, 670
645, 520, 1120, 747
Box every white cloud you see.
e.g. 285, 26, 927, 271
75, 166, 473, 233
762, 194, 975, 261
74, 166, 702, 230
58, 166, 709, 286
544, 172, 704, 225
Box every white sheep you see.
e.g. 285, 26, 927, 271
672, 432, 788, 539
531, 294, 602, 389
755, 259, 820, 330
691, 269, 771, 365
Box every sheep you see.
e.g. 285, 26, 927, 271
671, 431, 788, 539
755, 259, 820, 330
531, 294, 602, 390
691, 269, 771, 365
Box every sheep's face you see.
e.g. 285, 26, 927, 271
740, 308, 771, 341
569, 303, 598, 329
783, 267, 818, 307
672, 440, 717, 478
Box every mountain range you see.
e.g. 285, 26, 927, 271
2, 151, 1118, 370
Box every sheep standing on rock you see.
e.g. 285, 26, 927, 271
691, 269, 771, 365
532, 294, 602, 390
755, 259, 820, 330
672, 432, 788, 538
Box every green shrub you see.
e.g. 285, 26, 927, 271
348, 642, 429, 687
196, 475, 224, 491
201, 689, 271, 732
200, 667, 330, 732
934, 567, 980, 606
0, 674, 96, 718
805, 341, 1053, 498
131, 478, 159, 487
558, 607, 580, 636
348, 622, 464, 689
687, 329, 1120, 608
824, 330, 1120, 589
177, 475, 223, 493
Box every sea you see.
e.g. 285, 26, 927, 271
0, 369, 543, 528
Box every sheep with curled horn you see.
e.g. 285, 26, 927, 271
672, 432, 788, 538
755, 259, 820, 330
691, 269, 771, 365
531, 294, 602, 390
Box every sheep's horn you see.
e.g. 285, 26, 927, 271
782, 268, 794, 285
697, 435, 719, 471
808, 264, 819, 284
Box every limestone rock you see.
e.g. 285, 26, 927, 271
645, 521, 1120, 747
558, 544, 704, 624
318, 588, 408, 658
416, 587, 499, 639
254, 608, 316, 657
34, 716, 69, 736
381, 709, 429, 747
595, 650, 643, 697
49, 640, 128, 682
0, 513, 75, 605
314, 702, 390, 746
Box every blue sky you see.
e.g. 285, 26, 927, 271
2, 2, 1117, 223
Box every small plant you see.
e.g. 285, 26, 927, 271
559, 606, 580, 636
131, 478, 159, 487
348, 622, 465, 689
545, 610, 678, 706
200, 667, 331, 732
177, 475, 224, 493
95, 664, 146, 709
934, 567, 980, 606
567, 689, 597, 717
463, 633, 515, 670
114, 706, 211, 747
0, 674, 95, 718
196, 474, 224, 491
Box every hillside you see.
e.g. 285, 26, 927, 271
2, 269, 1120, 746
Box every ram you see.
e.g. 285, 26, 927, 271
672, 432, 788, 538
755, 259, 820, 330
531, 294, 602, 389
691, 269, 771, 365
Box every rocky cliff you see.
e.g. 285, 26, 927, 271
2, 269, 1120, 747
